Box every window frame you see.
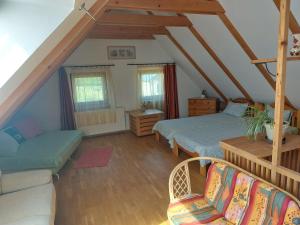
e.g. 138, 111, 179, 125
71, 71, 110, 112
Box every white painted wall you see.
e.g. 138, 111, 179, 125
64, 39, 202, 116
15, 39, 203, 132
12, 73, 61, 131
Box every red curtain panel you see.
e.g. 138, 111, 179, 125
164, 64, 179, 119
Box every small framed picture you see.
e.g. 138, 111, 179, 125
107, 46, 136, 60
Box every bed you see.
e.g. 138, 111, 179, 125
154, 99, 250, 175
153, 112, 247, 174
154, 99, 298, 175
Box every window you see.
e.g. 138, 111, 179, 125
137, 67, 164, 110
71, 72, 110, 112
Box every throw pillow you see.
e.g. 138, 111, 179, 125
223, 102, 249, 117
13, 117, 43, 139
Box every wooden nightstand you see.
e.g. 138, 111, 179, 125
188, 97, 217, 117
129, 109, 164, 136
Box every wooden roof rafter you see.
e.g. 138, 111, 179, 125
217, 12, 296, 109
188, 25, 253, 101
88, 33, 155, 39
98, 13, 192, 27
106, 0, 225, 14
165, 30, 228, 102
91, 24, 168, 35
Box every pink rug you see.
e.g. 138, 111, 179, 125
74, 147, 113, 169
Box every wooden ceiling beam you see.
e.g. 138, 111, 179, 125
218, 13, 295, 109
88, 33, 155, 39
189, 25, 253, 101
0, 0, 109, 126
92, 25, 168, 35
274, 0, 300, 34
252, 56, 300, 64
166, 30, 227, 102
99, 13, 192, 27
106, 0, 225, 14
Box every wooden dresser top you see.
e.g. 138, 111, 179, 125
129, 109, 164, 117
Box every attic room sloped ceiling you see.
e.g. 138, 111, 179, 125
0, 0, 299, 126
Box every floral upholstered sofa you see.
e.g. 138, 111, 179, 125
168, 158, 300, 225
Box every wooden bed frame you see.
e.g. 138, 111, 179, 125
154, 98, 300, 176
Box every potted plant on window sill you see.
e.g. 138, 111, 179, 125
244, 106, 289, 142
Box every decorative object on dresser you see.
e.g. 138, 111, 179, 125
188, 97, 217, 117
129, 109, 164, 136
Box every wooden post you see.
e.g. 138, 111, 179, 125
272, 0, 291, 183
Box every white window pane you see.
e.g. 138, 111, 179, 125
72, 73, 110, 112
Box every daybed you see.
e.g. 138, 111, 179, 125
0, 169, 56, 225
0, 130, 82, 174
168, 157, 300, 225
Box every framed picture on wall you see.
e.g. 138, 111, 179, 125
107, 46, 136, 60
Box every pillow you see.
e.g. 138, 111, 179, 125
13, 117, 43, 139
223, 102, 248, 117
0, 130, 20, 157
3, 127, 26, 144
266, 104, 292, 122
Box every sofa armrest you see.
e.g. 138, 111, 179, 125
1, 170, 52, 194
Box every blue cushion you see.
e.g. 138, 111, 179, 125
3, 127, 26, 144
223, 102, 248, 117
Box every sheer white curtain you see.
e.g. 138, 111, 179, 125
137, 66, 164, 110
66, 66, 117, 128
69, 67, 115, 112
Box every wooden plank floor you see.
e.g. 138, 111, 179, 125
55, 132, 206, 225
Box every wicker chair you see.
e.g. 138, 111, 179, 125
168, 157, 300, 225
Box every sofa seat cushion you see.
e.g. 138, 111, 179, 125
168, 194, 232, 225
0, 183, 55, 225
1, 170, 52, 194
0, 130, 82, 173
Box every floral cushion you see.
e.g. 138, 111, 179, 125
240, 181, 290, 225
205, 163, 238, 214
168, 162, 300, 225
283, 201, 300, 225
168, 194, 225, 225
224, 172, 255, 224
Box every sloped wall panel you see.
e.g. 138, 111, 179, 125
155, 35, 223, 99
187, 14, 275, 103
167, 27, 243, 99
